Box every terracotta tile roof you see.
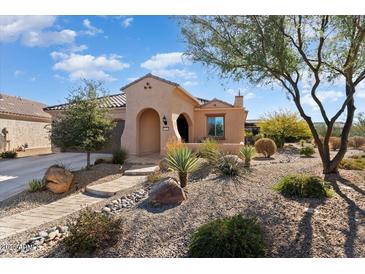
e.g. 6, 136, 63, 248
0, 92, 51, 119
43, 93, 127, 111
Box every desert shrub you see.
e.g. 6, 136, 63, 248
147, 171, 162, 183
299, 145, 315, 157
273, 174, 333, 198
239, 145, 256, 168
0, 150, 17, 159
64, 208, 122, 256
166, 147, 200, 188
199, 138, 220, 164
339, 158, 365, 170
216, 155, 241, 177
165, 136, 186, 154
28, 179, 46, 192
258, 110, 312, 148
312, 136, 324, 147
330, 137, 341, 151
348, 136, 365, 149
189, 215, 267, 258
254, 138, 277, 158
112, 149, 128, 165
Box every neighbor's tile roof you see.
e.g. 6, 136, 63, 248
44, 92, 209, 111
0, 92, 51, 119
43, 93, 127, 111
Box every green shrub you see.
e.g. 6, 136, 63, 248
0, 150, 17, 159
239, 145, 256, 168
273, 174, 333, 198
299, 145, 315, 157
64, 208, 122, 256
339, 158, 365, 170
216, 155, 241, 177
199, 138, 220, 164
189, 215, 267, 258
166, 147, 200, 188
254, 138, 277, 158
112, 149, 128, 165
28, 179, 46, 192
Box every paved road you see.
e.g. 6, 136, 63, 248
0, 152, 111, 202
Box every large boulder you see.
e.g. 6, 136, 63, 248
43, 165, 74, 193
148, 177, 186, 206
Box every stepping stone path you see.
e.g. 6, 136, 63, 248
0, 163, 159, 241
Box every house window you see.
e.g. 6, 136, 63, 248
207, 115, 225, 138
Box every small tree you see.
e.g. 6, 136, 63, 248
351, 112, 365, 136
258, 110, 312, 147
51, 80, 115, 169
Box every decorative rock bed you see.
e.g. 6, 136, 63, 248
18, 225, 69, 253
101, 189, 147, 214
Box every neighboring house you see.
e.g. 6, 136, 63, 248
0, 92, 52, 155
44, 74, 248, 155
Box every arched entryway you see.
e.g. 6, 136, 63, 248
177, 114, 189, 143
138, 108, 160, 155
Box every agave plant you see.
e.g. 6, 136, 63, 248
240, 145, 256, 168
166, 147, 200, 188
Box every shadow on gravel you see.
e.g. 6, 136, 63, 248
325, 173, 365, 258
136, 199, 180, 213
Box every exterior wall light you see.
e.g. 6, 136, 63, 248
162, 115, 167, 125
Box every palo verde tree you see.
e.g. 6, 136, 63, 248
179, 16, 365, 174
51, 80, 115, 169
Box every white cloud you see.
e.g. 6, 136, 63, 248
0, 16, 55, 42
302, 90, 344, 108
52, 53, 130, 82
245, 92, 256, 99
183, 81, 198, 87
14, 70, 24, 77
141, 52, 196, 80
21, 29, 76, 47
141, 52, 185, 70
122, 17, 133, 28
226, 88, 256, 99
127, 77, 139, 82
355, 82, 365, 99
81, 19, 103, 36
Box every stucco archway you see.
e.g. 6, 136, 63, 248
138, 108, 160, 155
176, 113, 193, 143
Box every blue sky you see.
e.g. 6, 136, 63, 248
1, 15, 365, 120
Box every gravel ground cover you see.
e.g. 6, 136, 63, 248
1, 148, 364, 258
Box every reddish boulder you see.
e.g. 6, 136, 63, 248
148, 177, 186, 206
43, 166, 74, 193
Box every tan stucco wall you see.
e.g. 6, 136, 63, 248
193, 108, 247, 143
0, 117, 51, 151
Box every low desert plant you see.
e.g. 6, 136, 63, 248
240, 145, 256, 168
0, 150, 17, 159
112, 148, 128, 165
254, 138, 277, 158
348, 136, 365, 149
199, 138, 220, 164
147, 171, 162, 183
64, 208, 122, 256
299, 145, 315, 157
330, 137, 341, 151
28, 179, 46, 192
189, 215, 267, 258
339, 158, 365, 170
216, 155, 241, 177
165, 136, 186, 154
273, 174, 333, 198
166, 147, 200, 188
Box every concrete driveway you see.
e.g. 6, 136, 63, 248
0, 152, 111, 202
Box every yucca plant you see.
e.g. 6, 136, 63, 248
240, 145, 256, 168
166, 147, 200, 188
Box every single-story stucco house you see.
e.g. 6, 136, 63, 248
44, 74, 248, 155
0, 92, 52, 155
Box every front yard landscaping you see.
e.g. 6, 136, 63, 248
0, 144, 364, 258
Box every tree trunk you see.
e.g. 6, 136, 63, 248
86, 151, 91, 170
179, 172, 188, 188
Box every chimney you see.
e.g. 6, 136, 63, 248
234, 95, 243, 108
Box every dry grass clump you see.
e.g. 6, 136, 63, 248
165, 137, 186, 154
254, 138, 277, 158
